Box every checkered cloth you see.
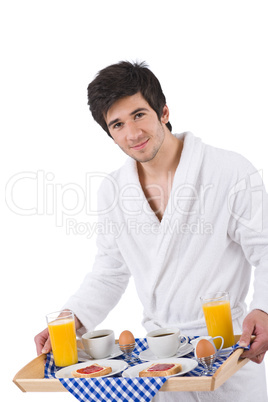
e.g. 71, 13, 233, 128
45, 337, 249, 402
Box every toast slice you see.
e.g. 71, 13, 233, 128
139, 362, 182, 377
71, 363, 112, 378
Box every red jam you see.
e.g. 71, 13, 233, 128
77, 365, 103, 374
148, 364, 174, 372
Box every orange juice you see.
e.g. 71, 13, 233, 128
202, 300, 235, 348
48, 317, 78, 366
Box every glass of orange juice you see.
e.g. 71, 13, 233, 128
46, 310, 78, 367
200, 292, 235, 349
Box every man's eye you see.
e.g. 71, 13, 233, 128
113, 122, 122, 129
135, 113, 144, 119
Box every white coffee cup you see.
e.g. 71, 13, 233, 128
190, 335, 224, 357
82, 329, 115, 359
146, 327, 189, 358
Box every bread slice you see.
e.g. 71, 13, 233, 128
71, 363, 112, 378
139, 362, 182, 377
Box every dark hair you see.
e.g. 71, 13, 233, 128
87, 61, 172, 137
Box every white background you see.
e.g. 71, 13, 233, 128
1, 0, 268, 400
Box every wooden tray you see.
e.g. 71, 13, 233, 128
13, 335, 250, 393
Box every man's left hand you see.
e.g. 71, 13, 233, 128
239, 309, 268, 363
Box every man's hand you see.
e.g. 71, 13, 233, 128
34, 311, 83, 355
239, 309, 268, 363
34, 327, 51, 355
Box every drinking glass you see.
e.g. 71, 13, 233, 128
200, 292, 235, 349
46, 310, 78, 367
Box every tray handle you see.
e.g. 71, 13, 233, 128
211, 335, 254, 390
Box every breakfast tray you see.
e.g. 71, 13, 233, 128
13, 335, 249, 393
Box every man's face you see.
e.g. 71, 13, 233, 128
105, 92, 169, 163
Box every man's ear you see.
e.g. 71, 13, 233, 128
161, 105, 169, 124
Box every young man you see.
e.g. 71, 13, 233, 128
35, 61, 268, 401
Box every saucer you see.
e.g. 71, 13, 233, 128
139, 343, 194, 361
78, 343, 123, 361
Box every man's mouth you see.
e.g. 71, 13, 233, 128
131, 139, 149, 150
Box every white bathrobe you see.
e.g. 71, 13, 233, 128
64, 132, 268, 400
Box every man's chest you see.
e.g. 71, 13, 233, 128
141, 174, 173, 222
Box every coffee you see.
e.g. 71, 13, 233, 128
90, 335, 108, 339
153, 333, 174, 337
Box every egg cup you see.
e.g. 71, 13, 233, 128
119, 342, 139, 363
119, 341, 135, 356
196, 352, 217, 376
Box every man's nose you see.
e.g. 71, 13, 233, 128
126, 120, 142, 141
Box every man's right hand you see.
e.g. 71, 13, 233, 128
34, 327, 51, 355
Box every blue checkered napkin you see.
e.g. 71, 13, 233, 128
133, 338, 149, 352
130, 338, 149, 363
58, 377, 166, 402
44, 353, 56, 378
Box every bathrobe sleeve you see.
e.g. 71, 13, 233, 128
227, 163, 268, 314
63, 176, 131, 331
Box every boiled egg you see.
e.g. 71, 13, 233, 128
119, 330, 135, 346
196, 339, 215, 358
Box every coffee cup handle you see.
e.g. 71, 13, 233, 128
179, 334, 189, 348
212, 336, 224, 351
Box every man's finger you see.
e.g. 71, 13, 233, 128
240, 335, 264, 360
239, 330, 252, 348
42, 337, 52, 354
241, 351, 265, 364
